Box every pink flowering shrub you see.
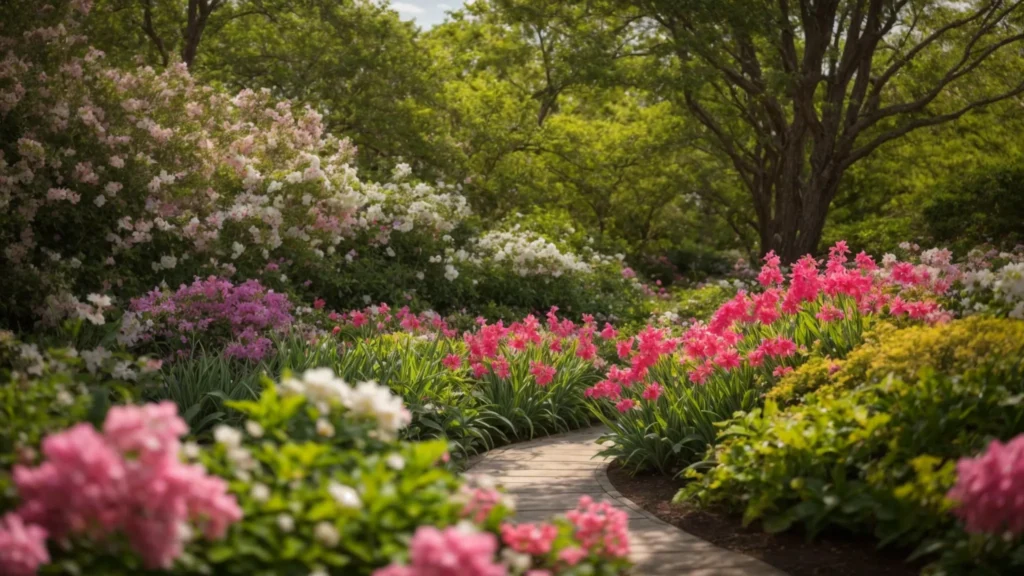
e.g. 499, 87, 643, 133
5, 402, 241, 573
120, 276, 293, 361
948, 435, 1024, 536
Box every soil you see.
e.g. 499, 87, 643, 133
606, 462, 925, 576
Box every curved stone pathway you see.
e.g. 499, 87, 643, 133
467, 426, 786, 576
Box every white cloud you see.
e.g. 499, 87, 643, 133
438, 3, 453, 8
391, 2, 425, 14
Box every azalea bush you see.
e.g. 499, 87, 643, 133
0, 1, 643, 330
587, 242, 955, 474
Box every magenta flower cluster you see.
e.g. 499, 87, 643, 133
6, 403, 242, 573
948, 434, 1024, 536
566, 496, 630, 559
127, 276, 293, 361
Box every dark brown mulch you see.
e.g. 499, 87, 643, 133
606, 462, 924, 576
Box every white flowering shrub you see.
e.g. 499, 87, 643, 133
0, 3, 470, 325
953, 249, 1024, 319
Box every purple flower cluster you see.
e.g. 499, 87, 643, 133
948, 434, 1024, 536
126, 276, 293, 361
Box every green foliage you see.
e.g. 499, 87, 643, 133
681, 319, 1024, 567
592, 355, 762, 476
768, 317, 1024, 404
193, 379, 466, 576
923, 163, 1024, 253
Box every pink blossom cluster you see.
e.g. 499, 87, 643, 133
122, 276, 293, 360
330, 302, 458, 338
372, 525, 506, 576
586, 241, 953, 402
501, 522, 559, 555
8, 403, 241, 572
565, 496, 630, 559
0, 514, 49, 576
459, 487, 504, 524
948, 434, 1024, 536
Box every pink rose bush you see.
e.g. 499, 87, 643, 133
4, 402, 241, 573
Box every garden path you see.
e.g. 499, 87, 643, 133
467, 426, 786, 576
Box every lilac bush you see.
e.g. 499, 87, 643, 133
119, 277, 293, 361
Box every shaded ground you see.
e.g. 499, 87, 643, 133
606, 463, 924, 576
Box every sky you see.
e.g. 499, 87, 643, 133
389, 1, 465, 28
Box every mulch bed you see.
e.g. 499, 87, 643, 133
606, 462, 924, 576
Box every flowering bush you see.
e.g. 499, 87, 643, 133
951, 247, 1024, 319
0, 2, 473, 326
120, 276, 294, 361
589, 242, 953, 473
5, 402, 241, 573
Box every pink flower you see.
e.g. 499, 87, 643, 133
313, 298, 326, 310
815, 304, 845, 322
491, 356, 510, 379
615, 398, 635, 413
616, 337, 633, 360
0, 514, 49, 576
529, 361, 556, 386
688, 361, 714, 385
566, 496, 630, 559
757, 251, 784, 287
469, 362, 488, 378
501, 522, 558, 555
641, 382, 663, 401
558, 546, 587, 566
351, 310, 368, 327
443, 353, 463, 371
949, 435, 1024, 536
772, 366, 794, 377
621, 267, 636, 279
13, 404, 241, 569
460, 487, 502, 524
373, 526, 506, 576
599, 323, 618, 340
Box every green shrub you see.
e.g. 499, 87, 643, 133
681, 339, 1024, 562
923, 164, 1024, 252
768, 317, 1024, 404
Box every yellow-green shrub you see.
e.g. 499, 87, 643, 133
768, 318, 1024, 404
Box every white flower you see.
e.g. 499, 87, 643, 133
56, 390, 75, 406
444, 264, 459, 281
245, 420, 264, 438
81, 346, 111, 373
283, 368, 350, 405
250, 483, 270, 503
86, 293, 112, 308
313, 522, 340, 547
160, 255, 177, 270
110, 361, 136, 380
327, 482, 362, 509
277, 514, 295, 533
386, 247, 396, 258
416, 271, 425, 280
316, 418, 335, 438
344, 381, 411, 440
214, 425, 243, 448
182, 441, 201, 460
501, 548, 532, 572
232, 241, 245, 259
386, 453, 405, 471
93, 194, 106, 207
